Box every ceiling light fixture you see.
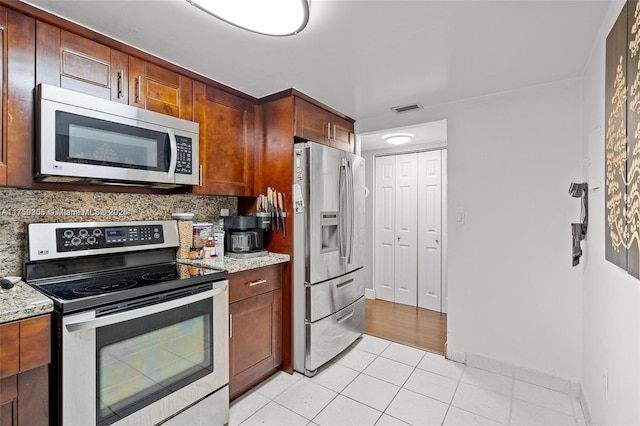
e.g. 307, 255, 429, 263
186, 0, 310, 36
383, 133, 414, 145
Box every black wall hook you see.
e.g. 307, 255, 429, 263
569, 182, 588, 266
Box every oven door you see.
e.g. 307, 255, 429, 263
59, 281, 228, 426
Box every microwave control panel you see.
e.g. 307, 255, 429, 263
55, 224, 165, 252
175, 136, 193, 175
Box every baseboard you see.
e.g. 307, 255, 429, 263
446, 349, 588, 421
365, 288, 376, 299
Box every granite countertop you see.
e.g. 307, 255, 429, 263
0, 281, 54, 324
0, 253, 289, 325
184, 252, 290, 274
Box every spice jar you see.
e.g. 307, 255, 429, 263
188, 247, 200, 259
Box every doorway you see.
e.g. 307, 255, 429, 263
359, 120, 447, 355
374, 149, 447, 312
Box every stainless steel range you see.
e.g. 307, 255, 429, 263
25, 220, 229, 426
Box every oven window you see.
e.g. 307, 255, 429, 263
55, 111, 169, 171
95, 298, 213, 426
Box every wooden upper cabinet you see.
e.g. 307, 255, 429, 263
193, 81, 256, 196
129, 57, 193, 120
35, 25, 193, 117
36, 23, 128, 103
294, 97, 355, 152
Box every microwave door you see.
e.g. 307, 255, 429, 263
37, 84, 199, 186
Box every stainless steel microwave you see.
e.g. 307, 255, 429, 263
36, 84, 199, 188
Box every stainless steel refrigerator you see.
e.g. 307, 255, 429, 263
292, 140, 365, 376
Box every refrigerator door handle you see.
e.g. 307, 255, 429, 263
339, 159, 347, 261
347, 159, 354, 264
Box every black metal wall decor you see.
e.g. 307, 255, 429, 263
605, 0, 640, 278
569, 183, 588, 266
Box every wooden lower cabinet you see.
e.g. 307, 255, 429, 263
0, 315, 50, 426
229, 265, 283, 400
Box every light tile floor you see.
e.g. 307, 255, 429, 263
229, 335, 586, 426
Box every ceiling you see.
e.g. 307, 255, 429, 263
22, 0, 612, 150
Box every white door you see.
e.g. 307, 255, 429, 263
394, 154, 418, 305
441, 149, 448, 313
374, 154, 418, 306
417, 150, 443, 311
374, 156, 396, 302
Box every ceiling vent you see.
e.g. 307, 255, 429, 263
391, 103, 423, 114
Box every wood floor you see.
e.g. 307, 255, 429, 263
364, 298, 447, 356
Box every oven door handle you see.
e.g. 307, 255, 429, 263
65, 285, 226, 333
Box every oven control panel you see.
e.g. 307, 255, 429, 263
55, 224, 165, 252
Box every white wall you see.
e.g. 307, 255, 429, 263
358, 78, 583, 382
581, 1, 640, 424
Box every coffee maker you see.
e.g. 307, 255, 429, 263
223, 215, 270, 258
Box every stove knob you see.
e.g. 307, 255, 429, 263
93, 229, 103, 237
87, 236, 97, 245
63, 230, 74, 238
154, 233, 161, 239
71, 237, 81, 246
79, 229, 89, 238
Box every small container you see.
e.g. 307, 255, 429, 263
188, 247, 200, 259
193, 222, 214, 248
176, 220, 193, 259
203, 247, 213, 258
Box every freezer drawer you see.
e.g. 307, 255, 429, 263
306, 270, 364, 322
305, 297, 364, 372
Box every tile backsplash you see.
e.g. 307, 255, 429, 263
0, 188, 237, 277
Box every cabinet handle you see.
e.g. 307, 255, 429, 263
199, 164, 203, 187
327, 122, 331, 139
333, 124, 337, 140
135, 75, 142, 103
229, 314, 233, 338
248, 279, 267, 287
117, 70, 123, 98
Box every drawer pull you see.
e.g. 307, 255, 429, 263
248, 279, 267, 287
336, 309, 355, 323
336, 279, 353, 289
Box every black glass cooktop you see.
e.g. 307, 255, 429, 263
31, 261, 227, 314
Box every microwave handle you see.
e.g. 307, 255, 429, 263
167, 128, 177, 179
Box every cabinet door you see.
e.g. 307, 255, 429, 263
294, 98, 330, 145
331, 117, 355, 153
229, 289, 282, 400
194, 82, 255, 196
294, 97, 355, 152
129, 57, 193, 120
0, 376, 17, 426
36, 24, 128, 102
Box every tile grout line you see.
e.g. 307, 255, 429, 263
439, 360, 467, 426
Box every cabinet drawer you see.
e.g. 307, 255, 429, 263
0, 323, 19, 379
19, 316, 51, 371
306, 297, 364, 372
229, 265, 282, 303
